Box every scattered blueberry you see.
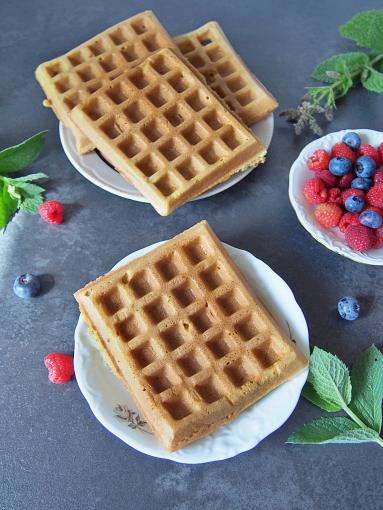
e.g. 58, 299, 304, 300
13, 274, 41, 299
342, 132, 361, 151
329, 157, 353, 176
360, 209, 383, 229
351, 177, 372, 191
344, 195, 365, 213
355, 156, 376, 178
338, 297, 361, 321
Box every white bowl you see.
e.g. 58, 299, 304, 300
59, 114, 274, 202
74, 241, 309, 464
289, 129, 383, 265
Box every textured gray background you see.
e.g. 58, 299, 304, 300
1, 0, 383, 509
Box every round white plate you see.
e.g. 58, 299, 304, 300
74, 241, 309, 464
289, 129, 383, 266
60, 114, 274, 201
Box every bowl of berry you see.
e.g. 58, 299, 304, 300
289, 129, 383, 265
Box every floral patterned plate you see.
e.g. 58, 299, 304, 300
74, 241, 309, 464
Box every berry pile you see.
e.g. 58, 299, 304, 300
303, 132, 383, 252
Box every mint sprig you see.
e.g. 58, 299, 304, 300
287, 346, 383, 447
280, 10, 383, 135
0, 132, 48, 230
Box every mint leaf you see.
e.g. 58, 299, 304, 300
308, 347, 352, 409
302, 382, 342, 412
361, 67, 383, 92
0, 131, 47, 175
0, 182, 18, 229
312, 52, 369, 84
287, 417, 380, 444
8, 181, 45, 196
19, 195, 44, 214
340, 10, 383, 51
10, 172, 47, 183
350, 345, 383, 432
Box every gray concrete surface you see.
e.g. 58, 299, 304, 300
1, 0, 382, 508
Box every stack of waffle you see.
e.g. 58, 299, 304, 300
75, 221, 307, 451
36, 11, 278, 214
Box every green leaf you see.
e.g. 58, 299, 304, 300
361, 67, 383, 92
350, 345, 383, 432
7, 181, 45, 196
19, 195, 44, 214
287, 417, 380, 444
308, 347, 352, 409
0, 182, 18, 229
340, 10, 383, 51
302, 382, 342, 412
312, 52, 369, 83
10, 172, 47, 183
0, 131, 47, 175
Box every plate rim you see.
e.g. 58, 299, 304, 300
289, 128, 383, 266
74, 240, 309, 464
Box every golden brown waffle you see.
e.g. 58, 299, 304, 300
75, 221, 307, 451
70, 48, 266, 215
174, 22, 278, 125
35, 11, 175, 153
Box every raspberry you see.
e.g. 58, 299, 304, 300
39, 201, 64, 224
341, 188, 365, 204
44, 353, 74, 384
374, 170, 383, 184
366, 184, 383, 208
327, 187, 342, 204
303, 178, 328, 204
358, 144, 382, 167
316, 169, 339, 188
307, 149, 330, 172
331, 143, 357, 163
314, 203, 343, 228
339, 172, 354, 188
378, 143, 383, 162
345, 224, 375, 252
373, 226, 383, 248
339, 212, 360, 233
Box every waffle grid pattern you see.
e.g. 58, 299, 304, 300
174, 22, 278, 125
71, 49, 264, 214
87, 227, 294, 423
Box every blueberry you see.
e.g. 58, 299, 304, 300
344, 195, 365, 213
355, 156, 376, 178
338, 297, 361, 321
359, 209, 383, 229
13, 273, 41, 299
351, 177, 372, 191
329, 157, 353, 176
342, 132, 361, 151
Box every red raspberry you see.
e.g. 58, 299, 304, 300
338, 212, 360, 233
327, 187, 342, 204
378, 143, 383, 162
367, 184, 383, 208
357, 144, 382, 166
39, 201, 64, 224
341, 188, 365, 204
345, 224, 375, 252
307, 149, 330, 172
303, 178, 328, 204
331, 142, 357, 163
374, 170, 383, 184
339, 172, 354, 188
316, 169, 339, 188
44, 353, 74, 384
373, 226, 383, 249
314, 203, 343, 228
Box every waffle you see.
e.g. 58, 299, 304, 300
70, 48, 266, 215
75, 221, 307, 451
174, 22, 278, 126
35, 11, 175, 154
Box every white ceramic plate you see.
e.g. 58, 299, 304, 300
289, 129, 383, 265
74, 241, 309, 464
60, 114, 274, 201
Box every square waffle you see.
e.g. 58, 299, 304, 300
174, 22, 278, 125
35, 11, 176, 154
70, 48, 266, 215
74, 221, 307, 451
